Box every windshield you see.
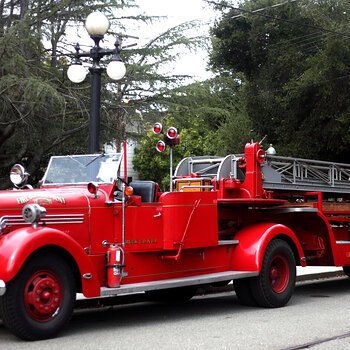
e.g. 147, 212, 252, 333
42, 154, 122, 186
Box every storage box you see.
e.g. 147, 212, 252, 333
175, 177, 212, 192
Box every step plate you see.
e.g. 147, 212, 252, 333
100, 271, 258, 297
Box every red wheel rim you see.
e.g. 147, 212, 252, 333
24, 270, 63, 322
269, 255, 289, 293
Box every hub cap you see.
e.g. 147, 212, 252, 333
24, 271, 63, 322
269, 255, 289, 293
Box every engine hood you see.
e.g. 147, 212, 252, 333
0, 186, 93, 210
0, 186, 104, 235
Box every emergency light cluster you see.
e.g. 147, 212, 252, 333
153, 122, 180, 152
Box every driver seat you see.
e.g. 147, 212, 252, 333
129, 181, 157, 203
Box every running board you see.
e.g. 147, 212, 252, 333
336, 241, 350, 244
100, 270, 258, 297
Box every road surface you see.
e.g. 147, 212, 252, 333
1, 276, 350, 349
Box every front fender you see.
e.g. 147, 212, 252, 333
231, 222, 306, 272
0, 227, 100, 297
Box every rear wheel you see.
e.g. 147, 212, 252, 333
250, 239, 296, 308
0, 252, 76, 340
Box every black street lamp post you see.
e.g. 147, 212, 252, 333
67, 12, 126, 154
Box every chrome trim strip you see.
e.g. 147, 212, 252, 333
45, 214, 84, 217
218, 240, 239, 245
43, 221, 84, 224
336, 240, 350, 245
260, 207, 318, 214
0, 213, 85, 226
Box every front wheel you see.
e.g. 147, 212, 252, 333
0, 252, 76, 340
250, 239, 296, 308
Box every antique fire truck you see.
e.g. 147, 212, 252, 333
1, 126, 350, 340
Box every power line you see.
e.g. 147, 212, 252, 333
268, 31, 325, 49
229, 0, 300, 19
204, 0, 350, 39
281, 32, 340, 52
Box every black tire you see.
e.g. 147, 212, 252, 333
145, 286, 197, 303
0, 252, 76, 340
250, 239, 296, 308
233, 278, 257, 306
343, 266, 350, 277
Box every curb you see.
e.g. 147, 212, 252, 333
296, 270, 345, 282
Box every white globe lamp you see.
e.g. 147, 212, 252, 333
106, 60, 126, 80
85, 12, 110, 36
67, 64, 87, 83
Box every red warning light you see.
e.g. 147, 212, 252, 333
167, 127, 178, 139
153, 122, 163, 135
87, 182, 99, 197
156, 140, 166, 152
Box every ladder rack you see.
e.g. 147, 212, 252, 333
262, 155, 350, 194
174, 154, 350, 195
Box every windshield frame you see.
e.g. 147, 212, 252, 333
41, 153, 123, 187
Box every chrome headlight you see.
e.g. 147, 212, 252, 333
0, 217, 7, 234
10, 164, 29, 188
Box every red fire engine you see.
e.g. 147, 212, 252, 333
1, 126, 350, 340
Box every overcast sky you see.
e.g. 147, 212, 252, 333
67, 1, 219, 80
131, 0, 218, 80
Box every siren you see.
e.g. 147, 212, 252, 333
153, 122, 163, 135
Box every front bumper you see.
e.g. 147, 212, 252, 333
0, 280, 6, 296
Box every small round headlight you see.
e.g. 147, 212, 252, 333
10, 164, 29, 187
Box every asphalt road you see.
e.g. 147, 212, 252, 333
2, 277, 350, 349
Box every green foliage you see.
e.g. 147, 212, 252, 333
0, 0, 203, 188
133, 119, 211, 191
162, 75, 255, 155
133, 76, 254, 190
209, 0, 350, 162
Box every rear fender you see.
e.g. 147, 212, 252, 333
0, 227, 100, 297
231, 223, 306, 272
